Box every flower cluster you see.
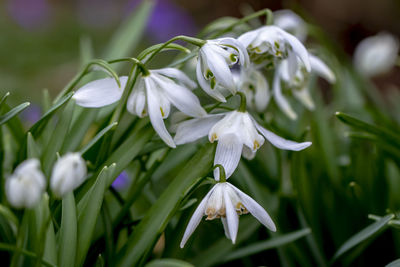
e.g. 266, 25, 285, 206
6, 153, 87, 208
71, 10, 337, 246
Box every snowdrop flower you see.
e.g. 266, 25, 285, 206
50, 153, 87, 198
6, 159, 46, 209
273, 9, 307, 43
197, 38, 250, 102
273, 54, 336, 120
74, 68, 206, 148
234, 67, 270, 112
174, 110, 311, 180
238, 25, 310, 71
354, 32, 399, 77
180, 181, 276, 247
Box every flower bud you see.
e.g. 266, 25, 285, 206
50, 152, 87, 198
6, 159, 46, 209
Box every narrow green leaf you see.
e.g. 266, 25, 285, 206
0, 242, 56, 267
332, 214, 394, 261
58, 192, 77, 267
145, 259, 194, 267
104, 0, 155, 60
336, 112, 400, 147
224, 228, 311, 262
0, 102, 30, 126
0, 205, 18, 236
116, 143, 215, 267
29, 92, 74, 136
0, 92, 10, 107
386, 258, 400, 267
27, 133, 41, 159
80, 121, 118, 155
76, 164, 116, 267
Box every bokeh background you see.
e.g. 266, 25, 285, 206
1, 0, 399, 107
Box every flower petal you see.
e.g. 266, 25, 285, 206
174, 114, 224, 145
126, 79, 146, 117
213, 133, 243, 181
145, 78, 176, 148
196, 57, 227, 102
152, 68, 197, 89
310, 55, 336, 83
273, 71, 297, 120
282, 30, 310, 71
154, 75, 207, 118
253, 70, 271, 112
293, 86, 315, 110
180, 187, 215, 248
221, 217, 232, 240
228, 183, 276, 231
73, 76, 128, 108
224, 188, 239, 243
254, 121, 312, 151
218, 37, 250, 68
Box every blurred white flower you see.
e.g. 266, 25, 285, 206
274, 54, 336, 120
6, 159, 46, 209
197, 38, 250, 102
274, 9, 307, 43
74, 68, 206, 148
354, 32, 399, 77
238, 25, 310, 71
234, 66, 270, 112
174, 110, 311, 180
50, 153, 87, 198
180, 181, 276, 247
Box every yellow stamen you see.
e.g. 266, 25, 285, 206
160, 107, 165, 117
210, 133, 218, 142
253, 140, 260, 150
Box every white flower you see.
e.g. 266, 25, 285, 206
180, 181, 276, 247
74, 68, 206, 148
197, 38, 250, 102
174, 110, 311, 180
238, 25, 310, 71
273, 9, 307, 43
354, 32, 399, 77
234, 66, 270, 112
6, 159, 46, 209
273, 54, 336, 120
50, 153, 87, 198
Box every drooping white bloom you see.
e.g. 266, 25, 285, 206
180, 181, 276, 247
50, 153, 87, 198
354, 32, 399, 77
6, 159, 46, 209
174, 110, 311, 180
197, 38, 250, 102
274, 9, 307, 43
238, 25, 310, 71
273, 54, 336, 120
234, 66, 270, 112
74, 68, 206, 148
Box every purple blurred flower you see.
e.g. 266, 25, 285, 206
127, 0, 197, 42
112, 171, 130, 190
21, 104, 41, 127
7, 0, 51, 30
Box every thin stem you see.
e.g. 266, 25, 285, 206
213, 164, 227, 182
237, 91, 247, 112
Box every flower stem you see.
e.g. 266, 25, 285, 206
237, 92, 247, 112
213, 164, 227, 182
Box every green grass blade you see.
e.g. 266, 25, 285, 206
0, 92, 10, 107
0, 102, 30, 126
58, 192, 77, 267
104, 0, 155, 60
80, 121, 118, 155
223, 228, 311, 262
145, 259, 194, 267
0, 242, 56, 267
116, 143, 215, 267
27, 133, 41, 159
331, 214, 394, 262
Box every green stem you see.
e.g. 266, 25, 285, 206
213, 164, 227, 182
237, 91, 247, 112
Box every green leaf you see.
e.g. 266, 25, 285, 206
0, 242, 56, 267
27, 133, 41, 159
58, 192, 77, 267
41, 100, 75, 175
336, 112, 400, 147
0, 92, 10, 107
116, 143, 215, 267
223, 228, 311, 262
331, 214, 394, 262
80, 121, 118, 155
145, 259, 194, 267
75, 164, 116, 267
386, 258, 400, 267
0, 102, 30, 126
104, 0, 155, 61
29, 92, 74, 137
